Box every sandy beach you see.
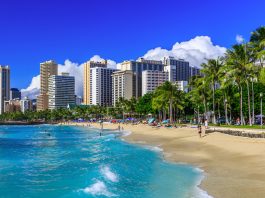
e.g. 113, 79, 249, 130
65, 122, 265, 198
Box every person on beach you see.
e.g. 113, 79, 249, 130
198, 125, 202, 138
204, 119, 208, 129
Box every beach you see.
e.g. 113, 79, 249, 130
67, 122, 265, 198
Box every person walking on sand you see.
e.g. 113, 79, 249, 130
198, 125, 202, 138
204, 119, 208, 129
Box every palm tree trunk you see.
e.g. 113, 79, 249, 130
229, 103, 232, 125
251, 80, 255, 124
203, 96, 207, 122
218, 102, 221, 119
169, 99, 173, 123
246, 81, 252, 126
240, 85, 244, 125
212, 81, 216, 124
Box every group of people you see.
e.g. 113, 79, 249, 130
197, 119, 208, 138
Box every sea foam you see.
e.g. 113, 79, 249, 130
82, 180, 115, 197
100, 166, 119, 182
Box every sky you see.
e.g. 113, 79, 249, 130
0, 0, 265, 97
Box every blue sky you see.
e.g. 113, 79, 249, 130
1, 0, 265, 89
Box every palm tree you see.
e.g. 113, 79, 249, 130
201, 58, 223, 124
188, 76, 209, 122
226, 44, 253, 125
250, 26, 265, 67
153, 81, 180, 123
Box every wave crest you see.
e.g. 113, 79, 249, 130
100, 166, 119, 182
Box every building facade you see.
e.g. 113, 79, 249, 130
142, 70, 168, 95
189, 66, 201, 77
90, 67, 117, 106
177, 81, 188, 93
75, 95, 83, 105
37, 60, 58, 111
4, 99, 20, 113
10, 88, 21, 100
48, 73, 75, 109
83, 60, 107, 105
112, 70, 134, 106
163, 57, 190, 82
120, 58, 164, 98
20, 97, 33, 113
0, 66, 10, 114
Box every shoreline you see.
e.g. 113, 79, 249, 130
63, 122, 265, 198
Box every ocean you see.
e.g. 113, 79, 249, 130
0, 125, 211, 198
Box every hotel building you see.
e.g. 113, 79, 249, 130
10, 88, 21, 100
112, 70, 134, 106
189, 66, 201, 77
48, 73, 75, 109
20, 97, 33, 113
142, 70, 168, 95
37, 60, 58, 111
83, 60, 107, 105
120, 58, 164, 98
177, 81, 188, 93
0, 66, 10, 114
90, 67, 117, 106
163, 57, 190, 82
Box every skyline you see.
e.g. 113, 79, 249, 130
1, 0, 265, 93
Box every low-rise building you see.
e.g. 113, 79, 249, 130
4, 99, 21, 113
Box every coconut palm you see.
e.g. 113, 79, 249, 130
153, 81, 181, 123
226, 44, 254, 125
201, 58, 223, 124
188, 76, 209, 122
250, 26, 265, 67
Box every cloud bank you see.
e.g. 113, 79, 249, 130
142, 36, 226, 67
22, 36, 226, 99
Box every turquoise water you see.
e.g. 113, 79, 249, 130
0, 125, 209, 198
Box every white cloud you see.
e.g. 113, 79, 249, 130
21, 75, 40, 99
90, 55, 117, 69
22, 36, 226, 99
236, 34, 244, 44
142, 36, 226, 67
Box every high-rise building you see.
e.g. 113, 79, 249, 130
0, 66, 10, 114
37, 60, 58, 111
120, 58, 164, 98
48, 73, 75, 110
189, 66, 201, 77
83, 60, 107, 105
90, 67, 117, 106
163, 57, 190, 82
142, 70, 168, 95
20, 97, 33, 113
112, 70, 134, 106
177, 81, 188, 93
10, 88, 21, 100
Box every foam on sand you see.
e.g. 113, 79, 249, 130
100, 166, 119, 182
81, 180, 115, 197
